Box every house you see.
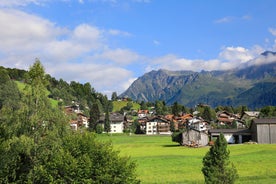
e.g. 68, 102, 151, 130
209, 129, 252, 144
216, 111, 244, 128
138, 110, 149, 118
64, 104, 81, 114
65, 105, 88, 130
241, 111, 260, 121
188, 117, 208, 132
250, 118, 276, 144
165, 114, 193, 131
146, 116, 171, 135
182, 129, 209, 147
77, 113, 88, 128
98, 113, 125, 133
109, 113, 125, 133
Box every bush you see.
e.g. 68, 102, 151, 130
171, 131, 183, 145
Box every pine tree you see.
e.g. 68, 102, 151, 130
202, 134, 238, 184
202, 106, 212, 122
89, 103, 101, 132
104, 110, 111, 133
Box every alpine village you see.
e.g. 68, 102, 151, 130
1, 52, 276, 183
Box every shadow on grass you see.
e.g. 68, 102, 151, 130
162, 144, 180, 147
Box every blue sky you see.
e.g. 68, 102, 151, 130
0, 0, 276, 97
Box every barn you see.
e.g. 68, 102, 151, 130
182, 129, 209, 147
251, 118, 276, 144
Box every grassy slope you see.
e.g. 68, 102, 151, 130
97, 134, 276, 184
112, 100, 140, 112
15, 81, 59, 107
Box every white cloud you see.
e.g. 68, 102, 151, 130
153, 40, 160, 46
107, 29, 131, 36
245, 52, 276, 66
0, 0, 44, 7
218, 46, 254, 63
214, 15, 251, 24
94, 48, 140, 65
0, 9, 62, 52
47, 62, 133, 94
214, 16, 233, 24
0, 8, 138, 96
148, 46, 266, 72
132, 0, 151, 3
269, 28, 276, 36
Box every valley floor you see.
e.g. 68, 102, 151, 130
97, 134, 276, 184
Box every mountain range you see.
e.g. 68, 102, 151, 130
120, 51, 276, 109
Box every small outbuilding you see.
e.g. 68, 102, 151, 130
251, 118, 276, 144
182, 129, 209, 147
209, 129, 252, 144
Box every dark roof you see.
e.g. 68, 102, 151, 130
209, 128, 251, 134
99, 113, 124, 122
253, 118, 276, 124
146, 116, 169, 123
109, 113, 124, 122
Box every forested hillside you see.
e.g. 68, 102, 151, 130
0, 64, 112, 116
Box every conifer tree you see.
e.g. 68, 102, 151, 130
202, 134, 238, 184
202, 106, 212, 122
104, 110, 111, 133
89, 102, 101, 132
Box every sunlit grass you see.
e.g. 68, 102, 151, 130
97, 134, 276, 184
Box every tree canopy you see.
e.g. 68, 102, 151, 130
0, 60, 139, 183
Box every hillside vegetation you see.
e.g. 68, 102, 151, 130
112, 100, 140, 112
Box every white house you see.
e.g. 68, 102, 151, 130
188, 117, 207, 132
109, 113, 125, 133
146, 116, 171, 135
146, 121, 158, 135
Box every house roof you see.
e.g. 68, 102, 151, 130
253, 118, 276, 124
209, 128, 251, 134
146, 116, 169, 123
244, 111, 260, 117
99, 113, 124, 122
109, 113, 124, 122
217, 117, 234, 123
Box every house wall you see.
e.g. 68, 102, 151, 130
110, 122, 124, 133
182, 130, 209, 146
146, 122, 157, 135
256, 124, 276, 144
257, 124, 270, 143
224, 134, 235, 144
270, 124, 276, 143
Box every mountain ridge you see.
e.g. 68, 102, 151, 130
120, 53, 276, 109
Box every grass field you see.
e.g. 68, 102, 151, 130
112, 101, 140, 112
97, 134, 276, 184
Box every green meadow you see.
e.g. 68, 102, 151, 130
97, 134, 276, 184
